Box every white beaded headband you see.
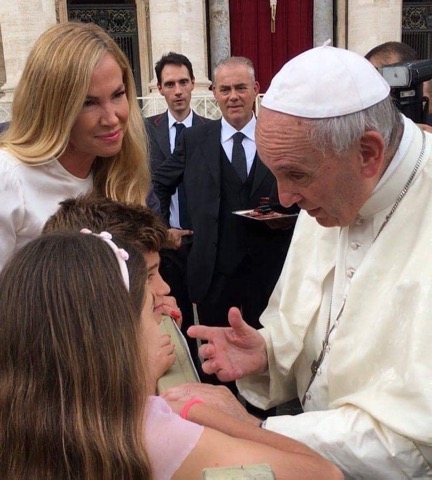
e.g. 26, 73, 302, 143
80, 229, 130, 290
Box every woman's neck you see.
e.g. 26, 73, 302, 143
58, 150, 96, 179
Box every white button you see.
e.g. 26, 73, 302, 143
350, 241, 360, 250
317, 368, 322, 376
334, 320, 339, 328
325, 345, 331, 354
346, 268, 355, 278
305, 392, 312, 401
355, 217, 364, 225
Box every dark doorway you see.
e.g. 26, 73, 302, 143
67, 1, 142, 96
402, 1, 432, 59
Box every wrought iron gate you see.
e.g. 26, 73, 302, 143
403, 1, 432, 59
68, 4, 142, 96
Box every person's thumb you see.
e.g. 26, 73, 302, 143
228, 306, 248, 331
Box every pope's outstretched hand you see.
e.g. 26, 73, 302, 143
187, 306, 268, 382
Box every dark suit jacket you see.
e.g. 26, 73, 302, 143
0, 122, 9, 134
153, 119, 294, 303
145, 110, 209, 178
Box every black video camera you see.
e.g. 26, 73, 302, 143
379, 59, 432, 123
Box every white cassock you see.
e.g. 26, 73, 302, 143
238, 117, 432, 479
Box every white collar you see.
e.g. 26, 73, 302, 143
359, 116, 427, 217
168, 109, 194, 129
221, 115, 256, 143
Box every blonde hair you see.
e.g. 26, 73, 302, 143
1, 22, 150, 205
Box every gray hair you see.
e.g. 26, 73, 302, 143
305, 96, 403, 156
213, 56, 255, 83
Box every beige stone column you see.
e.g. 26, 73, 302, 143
147, 0, 211, 93
209, 0, 230, 79
136, 0, 152, 96
314, 0, 333, 47
337, 0, 402, 55
0, 0, 57, 113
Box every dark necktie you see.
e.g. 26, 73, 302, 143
174, 122, 189, 229
232, 132, 248, 183
174, 122, 185, 148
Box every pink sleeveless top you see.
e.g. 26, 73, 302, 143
144, 396, 204, 479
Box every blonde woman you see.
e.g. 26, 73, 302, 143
0, 21, 154, 269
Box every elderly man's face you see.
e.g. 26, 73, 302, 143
256, 108, 374, 227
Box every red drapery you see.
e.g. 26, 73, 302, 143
229, 0, 313, 92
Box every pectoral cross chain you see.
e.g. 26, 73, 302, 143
311, 341, 327, 375
302, 336, 332, 406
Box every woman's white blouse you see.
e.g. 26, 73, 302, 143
0, 149, 92, 269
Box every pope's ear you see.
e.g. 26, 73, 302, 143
359, 130, 385, 178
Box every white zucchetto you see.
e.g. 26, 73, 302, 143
261, 44, 391, 118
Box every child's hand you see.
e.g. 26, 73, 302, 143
155, 333, 176, 379
161, 295, 183, 327
144, 317, 176, 392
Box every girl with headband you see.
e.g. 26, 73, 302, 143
0, 231, 341, 479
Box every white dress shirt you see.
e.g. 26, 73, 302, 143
221, 115, 257, 174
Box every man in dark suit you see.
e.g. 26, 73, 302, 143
146, 52, 210, 363
153, 56, 296, 335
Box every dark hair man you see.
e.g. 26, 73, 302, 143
146, 52, 211, 365
365, 40, 418, 67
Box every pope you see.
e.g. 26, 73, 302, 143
163, 44, 432, 479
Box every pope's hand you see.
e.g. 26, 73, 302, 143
187, 307, 268, 382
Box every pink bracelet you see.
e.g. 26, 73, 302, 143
180, 397, 205, 420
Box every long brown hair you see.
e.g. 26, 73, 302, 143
0, 232, 151, 479
0, 21, 150, 205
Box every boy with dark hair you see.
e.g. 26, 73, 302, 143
43, 194, 181, 324
43, 193, 202, 389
